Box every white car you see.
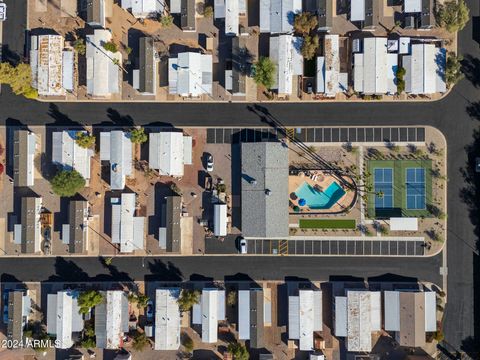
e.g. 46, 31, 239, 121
206, 155, 214, 172
239, 238, 247, 254
146, 300, 153, 319
0, 3, 6, 22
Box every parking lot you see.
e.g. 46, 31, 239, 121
246, 238, 426, 256
206, 127, 426, 144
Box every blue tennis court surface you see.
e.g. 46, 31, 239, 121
374, 168, 393, 208
406, 168, 426, 209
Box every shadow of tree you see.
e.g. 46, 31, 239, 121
146, 259, 184, 282
458, 127, 480, 358
466, 101, 480, 120
461, 55, 480, 88
47, 103, 83, 127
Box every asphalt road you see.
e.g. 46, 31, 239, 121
0, 255, 441, 284
1, 0, 480, 354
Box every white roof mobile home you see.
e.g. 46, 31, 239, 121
111, 193, 145, 253
354, 37, 396, 95
168, 52, 213, 97
260, 0, 302, 33
270, 35, 303, 96
403, 43, 446, 95
155, 288, 181, 350
289, 289, 323, 351
86, 29, 121, 97
52, 131, 94, 180
100, 131, 133, 190
47, 290, 83, 349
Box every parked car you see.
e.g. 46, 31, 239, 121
239, 238, 247, 254
146, 300, 153, 319
3, 290, 10, 324
0, 3, 6, 22
306, 81, 313, 94
476, 158, 480, 173
206, 155, 214, 172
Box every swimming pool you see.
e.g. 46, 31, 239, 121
295, 181, 346, 210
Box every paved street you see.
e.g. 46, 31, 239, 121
0, 255, 441, 284
0, 0, 479, 354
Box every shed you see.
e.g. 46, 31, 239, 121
334, 296, 347, 337
404, 0, 421, 12
424, 291, 436, 332
351, 0, 365, 21
214, 203, 227, 237
238, 290, 250, 340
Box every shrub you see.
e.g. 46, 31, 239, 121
78, 290, 104, 315
75, 131, 95, 149
51, 169, 86, 197
132, 331, 150, 351
160, 14, 174, 27
446, 54, 464, 87
253, 57, 276, 89
301, 35, 319, 60
102, 41, 118, 53
294, 12, 318, 34
128, 292, 150, 309
436, 0, 469, 33
73, 38, 86, 56
396, 67, 406, 93
177, 289, 201, 312
227, 342, 249, 360
227, 290, 237, 306
182, 333, 194, 353
129, 127, 148, 144
203, 5, 213, 18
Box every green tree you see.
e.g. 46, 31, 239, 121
294, 12, 318, 34
0, 62, 38, 99
160, 14, 174, 27
73, 38, 86, 56
301, 35, 319, 60
51, 169, 86, 197
78, 290, 104, 315
132, 331, 150, 351
177, 289, 201, 312
128, 292, 150, 309
436, 0, 469, 33
227, 342, 249, 360
102, 41, 118, 53
445, 54, 464, 87
129, 127, 148, 144
203, 5, 213, 18
253, 57, 276, 89
75, 131, 96, 149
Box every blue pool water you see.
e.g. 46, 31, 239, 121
295, 181, 346, 210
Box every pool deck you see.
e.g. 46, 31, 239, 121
289, 171, 356, 214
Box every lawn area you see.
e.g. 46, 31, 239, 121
299, 219, 356, 229
366, 159, 433, 219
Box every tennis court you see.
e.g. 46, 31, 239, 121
406, 168, 426, 209
374, 168, 394, 208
